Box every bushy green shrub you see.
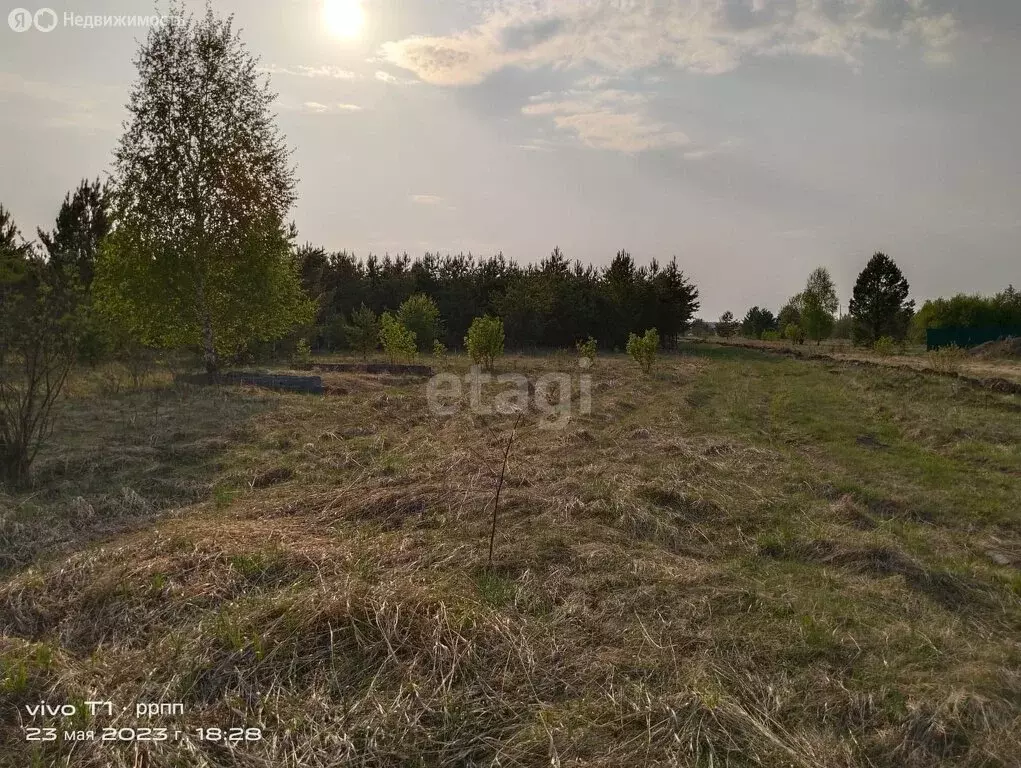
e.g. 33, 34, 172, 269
784, 323, 805, 344
465, 315, 504, 372
379, 312, 417, 364
398, 293, 442, 352
576, 336, 597, 361
928, 344, 965, 375
873, 336, 895, 357
802, 291, 835, 343
627, 328, 659, 374
432, 339, 447, 358
291, 338, 312, 367
911, 286, 1021, 343
347, 304, 379, 359
761, 330, 782, 342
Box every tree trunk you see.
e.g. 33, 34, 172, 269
195, 276, 219, 377
202, 311, 218, 376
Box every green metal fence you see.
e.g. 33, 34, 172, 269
926, 326, 1021, 350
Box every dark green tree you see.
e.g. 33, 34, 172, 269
849, 253, 914, 345
741, 306, 777, 339
1, 206, 32, 333
716, 311, 738, 338
37, 180, 112, 364
0, 205, 32, 286
602, 250, 643, 348
648, 257, 699, 348
495, 272, 553, 348
38, 178, 109, 289
0, 208, 78, 489
347, 304, 379, 359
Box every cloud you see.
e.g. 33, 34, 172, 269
554, 111, 688, 152
262, 64, 358, 80
523, 88, 687, 153
380, 1, 961, 85
410, 194, 445, 205
683, 138, 741, 161
574, 74, 616, 89
300, 102, 364, 114
900, 12, 958, 64
374, 70, 418, 86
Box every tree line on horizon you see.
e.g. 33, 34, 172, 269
708, 255, 1020, 348
292, 245, 700, 355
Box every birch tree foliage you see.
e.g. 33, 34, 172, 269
95, 7, 312, 372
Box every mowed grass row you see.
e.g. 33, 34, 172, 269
1, 345, 1019, 767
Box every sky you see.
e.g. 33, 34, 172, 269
1, 0, 1018, 317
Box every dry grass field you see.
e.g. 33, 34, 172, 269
710, 337, 1021, 386
1, 344, 1019, 767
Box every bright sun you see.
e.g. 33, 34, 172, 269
323, 0, 365, 40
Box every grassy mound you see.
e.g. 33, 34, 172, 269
969, 337, 1021, 360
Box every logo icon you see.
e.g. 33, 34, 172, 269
34, 8, 57, 32
8, 8, 33, 31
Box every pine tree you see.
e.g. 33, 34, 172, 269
38, 178, 109, 289
716, 311, 738, 338
849, 253, 914, 345
741, 306, 777, 339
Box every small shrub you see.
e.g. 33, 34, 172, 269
627, 328, 659, 374
784, 323, 805, 345
465, 315, 505, 372
576, 336, 597, 362
291, 338, 312, 368
347, 304, 379, 360
928, 344, 965, 375
379, 312, 417, 364
432, 339, 447, 358
398, 294, 442, 352
873, 336, 895, 357
761, 330, 782, 342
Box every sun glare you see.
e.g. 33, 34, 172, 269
323, 0, 365, 40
